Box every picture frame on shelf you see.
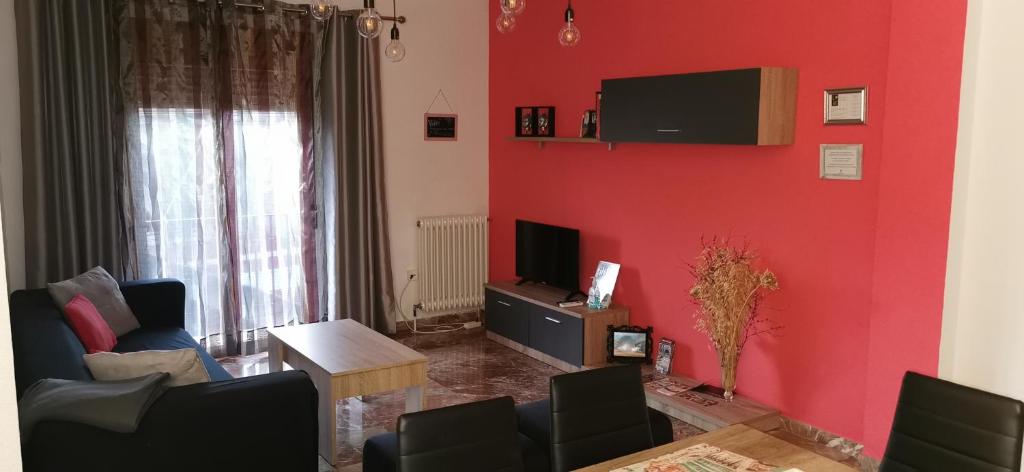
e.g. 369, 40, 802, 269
607, 325, 654, 364
655, 338, 675, 375
535, 106, 555, 137
515, 107, 534, 137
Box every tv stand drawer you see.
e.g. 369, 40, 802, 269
484, 289, 529, 345
529, 307, 583, 366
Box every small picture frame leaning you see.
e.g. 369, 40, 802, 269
824, 87, 867, 125
654, 338, 675, 375
607, 325, 654, 364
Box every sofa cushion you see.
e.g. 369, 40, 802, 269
9, 289, 94, 398
113, 328, 232, 382
48, 267, 141, 336
84, 349, 211, 387
63, 294, 118, 354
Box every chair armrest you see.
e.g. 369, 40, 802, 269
24, 371, 320, 471
119, 279, 186, 329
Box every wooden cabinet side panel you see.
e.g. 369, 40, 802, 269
757, 67, 799, 145
583, 309, 630, 366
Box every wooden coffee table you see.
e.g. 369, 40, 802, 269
267, 319, 428, 465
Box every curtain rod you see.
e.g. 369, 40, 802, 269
171, 1, 407, 23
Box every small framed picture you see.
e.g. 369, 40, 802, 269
424, 113, 458, 141
655, 338, 675, 375
535, 106, 555, 137
515, 107, 534, 137
607, 325, 653, 364
824, 87, 867, 125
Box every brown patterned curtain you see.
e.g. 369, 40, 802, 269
117, 0, 324, 356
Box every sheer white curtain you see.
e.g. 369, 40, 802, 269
119, 0, 322, 356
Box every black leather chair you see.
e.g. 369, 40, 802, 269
364, 396, 529, 472
520, 365, 661, 472
880, 371, 1024, 472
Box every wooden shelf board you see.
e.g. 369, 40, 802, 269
507, 136, 614, 150
642, 367, 781, 432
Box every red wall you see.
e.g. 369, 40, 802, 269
488, 0, 966, 455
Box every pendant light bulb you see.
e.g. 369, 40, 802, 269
500, 0, 526, 16
558, 1, 580, 47
310, 0, 334, 21
385, 24, 406, 62
496, 12, 517, 33
357, 4, 383, 39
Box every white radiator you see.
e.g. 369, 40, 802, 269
416, 215, 489, 314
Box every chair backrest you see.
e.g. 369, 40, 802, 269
397, 396, 524, 472
881, 371, 1024, 472
549, 364, 653, 472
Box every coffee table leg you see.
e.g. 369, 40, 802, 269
405, 384, 425, 412
268, 336, 283, 372
318, 376, 338, 465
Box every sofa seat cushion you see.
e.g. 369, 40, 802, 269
363, 430, 551, 472
113, 328, 232, 382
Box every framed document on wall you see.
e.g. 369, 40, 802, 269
824, 87, 867, 125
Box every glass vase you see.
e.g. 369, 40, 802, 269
718, 350, 738, 401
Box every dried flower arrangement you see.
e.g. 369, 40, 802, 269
689, 237, 780, 400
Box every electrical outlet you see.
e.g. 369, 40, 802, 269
406, 268, 417, 280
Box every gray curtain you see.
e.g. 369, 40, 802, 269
320, 12, 395, 332
15, 0, 129, 287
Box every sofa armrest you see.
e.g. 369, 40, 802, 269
119, 279, 186, 329
23, 371, 320, 471
142, 371, 319, 469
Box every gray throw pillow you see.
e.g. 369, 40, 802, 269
48, 266, 141, 336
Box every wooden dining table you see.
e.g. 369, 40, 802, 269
573, 424, 858, 472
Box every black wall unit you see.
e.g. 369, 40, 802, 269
600, 67, 798, 146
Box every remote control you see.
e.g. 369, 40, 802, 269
558, 300, 584, 308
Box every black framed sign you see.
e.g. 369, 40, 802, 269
607, 325, 654, 364
424, 113, 458, 141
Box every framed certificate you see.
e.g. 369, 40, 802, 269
820, 144, 863, 180
824, 87, 867, 125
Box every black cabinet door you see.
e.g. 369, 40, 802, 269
528, 306, 583, 367
601, 68, 762, 144
484, 290, 529, 345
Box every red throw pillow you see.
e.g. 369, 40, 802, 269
63, 294, 118, 354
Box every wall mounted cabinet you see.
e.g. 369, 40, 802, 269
600, 67, 798, 145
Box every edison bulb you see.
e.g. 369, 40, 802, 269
558, 21, 580, 46
385, 25, 406, 62
500, 0, 526, 15
357, 8, 383, 39
496, 12, 517, 33
310, 0, 333, 21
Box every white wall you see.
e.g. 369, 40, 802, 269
0, 0, 26, 292
0, 193, 24, 469
376, 0, 489, 329
940, 0, 1024, 401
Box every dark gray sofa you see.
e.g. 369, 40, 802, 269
9, 278, 319, 471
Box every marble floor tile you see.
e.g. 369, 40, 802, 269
220, 327, 703, 469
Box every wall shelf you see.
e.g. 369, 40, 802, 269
507, 136, 614, 151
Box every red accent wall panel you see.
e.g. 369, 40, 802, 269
488, 0, 966, 453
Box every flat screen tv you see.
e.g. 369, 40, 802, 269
515, 220, 580, 293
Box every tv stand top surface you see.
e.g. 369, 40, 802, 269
485, 280, 629, 320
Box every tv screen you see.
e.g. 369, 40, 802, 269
515, 220, 580, 292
